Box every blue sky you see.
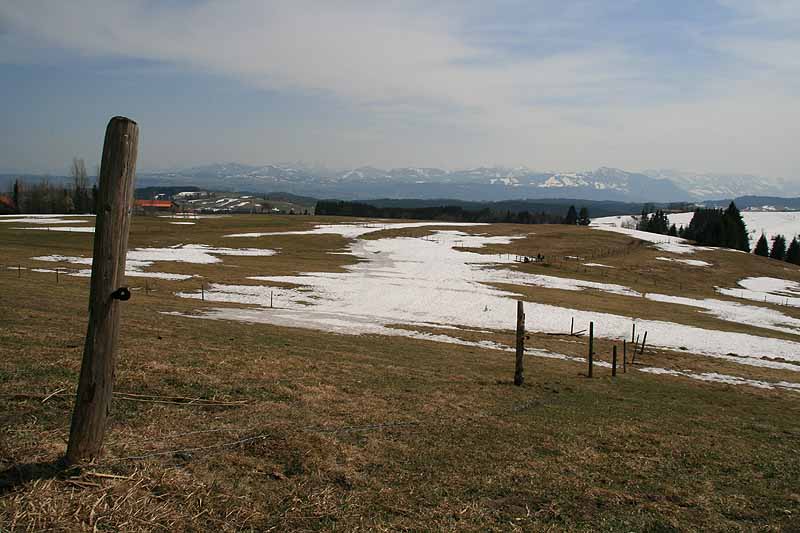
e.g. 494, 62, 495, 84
1, 0, 798, 177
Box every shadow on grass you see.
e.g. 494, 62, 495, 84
0, 457, 76, 495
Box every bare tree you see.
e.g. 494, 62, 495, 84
71, 157, 90, 213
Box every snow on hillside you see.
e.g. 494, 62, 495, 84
178, 222, 800, 370
593, 211, 800, 249
668, 211, 800, 247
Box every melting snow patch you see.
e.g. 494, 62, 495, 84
172, 229, 800, 368
656, 257, 711, 267
589, 223, 711, 255
0, 217, 91, 224
645, 293, 800, 336
169, 222, 196, 225
638, 367, 800, 393
718, 277, 800, 307
32, 244, 277, 281
15, 226, 94, 233
582, 263, 614, 268
225, 221, 486, 239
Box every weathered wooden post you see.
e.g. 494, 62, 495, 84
201, 281, 205, 301
270, 290, 273, 309
570, 317, 574, 335
56, 268, 60, 284
623, 340, 627, 373
18, 264, 21, 278
631, 323, 636, 344
639, 331, 648, 356
587, 321, 594, 378
612, 345, 617, 377
514, 301, 525, 386
66, 116, 138, 464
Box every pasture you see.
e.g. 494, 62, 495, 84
2, 214, 800, 531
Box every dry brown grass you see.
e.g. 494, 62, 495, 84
2, 215, 800, 531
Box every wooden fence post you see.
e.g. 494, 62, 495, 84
639, 331, 648, 356
587, 321, 594, 378
514, 301, 525, 386
66, 116, 138, 464
612, 345, 617, 377
623, 340, 627, 373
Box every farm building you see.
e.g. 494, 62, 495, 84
134, 199, 177, 215
0, 194, 16, 214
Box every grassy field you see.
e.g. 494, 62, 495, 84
2, 215, 800, 531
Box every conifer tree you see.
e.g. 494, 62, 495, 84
564, 205, 578, 225
786, 237, 800, 265
770, 235, 787, 261
754, 234, 769, 257
668, 224, 678, 237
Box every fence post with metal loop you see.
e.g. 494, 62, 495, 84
66, 116, 139, 464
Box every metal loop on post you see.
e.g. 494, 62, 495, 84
111, 287, 131, 301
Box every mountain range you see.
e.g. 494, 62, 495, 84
7, 163, 798, 203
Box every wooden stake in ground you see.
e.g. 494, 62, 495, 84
588, 321, 594, 378
66, 116, 138, 464
612, 345, 617, 377
623, 340, 627, 373
514, 300, 525, 386
639, 331, 648, 356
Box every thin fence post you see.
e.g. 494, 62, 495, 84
201, 281, 205, 301
631, 323, 636, 344
18, 264, 21, 278
514, 300, 525, 386
639, 331, 648, 356
66, 116, 138, 465
570, 317, 574, 335
588, 322, 594, 378
612, 345, 617, 377
270, 290, 273, 309
623, 340, 627, 373
56, 268, 59, 284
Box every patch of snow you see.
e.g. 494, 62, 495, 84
718, 277, 800, 307
0, 217, 91, 224
582, 263, 614, 268
225, 221, 486, 239
173, 229, 800, 369
646, 293, 800, 336
656, 257, 711, 267
639, 367, 800, 393
16, 226, 95, 233
589, 222, 707, 255
169, 222, 196, 225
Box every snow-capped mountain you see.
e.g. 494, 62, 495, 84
134, 163, 796, 203
643, 169, 800, 201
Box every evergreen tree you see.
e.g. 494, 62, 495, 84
786, 237, 800, 265
754, 234, 769, 257
564, 205, 578, 225
770, 235, 787, 261
12, 179, 20, 213
724, 202, 750, 252
668, 224, 678, 237
577, 206, 591, 226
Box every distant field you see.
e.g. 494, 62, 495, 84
2, 213, 800, 531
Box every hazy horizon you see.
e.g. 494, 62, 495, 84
1, 1, 799, 180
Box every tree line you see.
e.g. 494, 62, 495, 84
637, 202, 750, 252
3, 158, 97, 214
753, 233, 800, 265
315, 200, 592, 225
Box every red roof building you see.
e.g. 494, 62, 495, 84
135, 200, 175, 209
